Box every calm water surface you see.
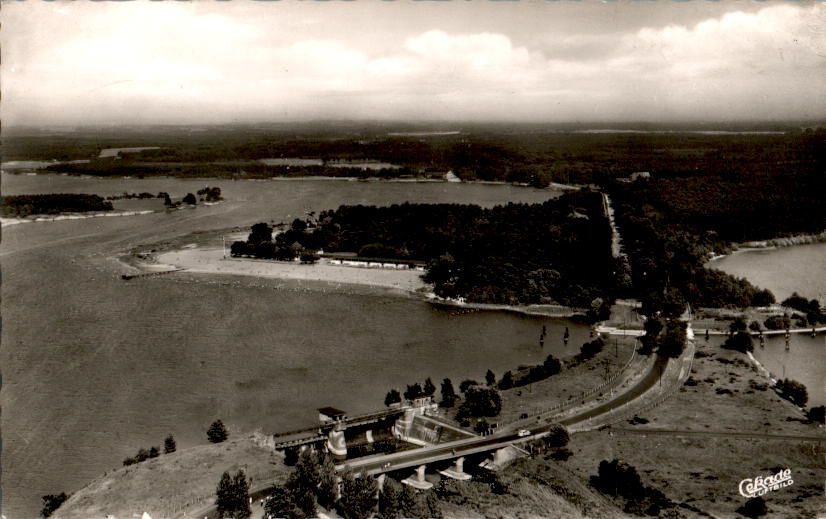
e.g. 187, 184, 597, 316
2, 173, 581, 518
709, 242, 826, 408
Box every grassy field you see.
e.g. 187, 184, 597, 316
55, 435, 290, 519
560, 341, 825, 518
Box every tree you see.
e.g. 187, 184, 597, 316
378, 477, 403, 519
456, 386, 502, 420
248, 222, 273, 245
41, 492, 69, 518
440, 378, 458, 407
485, 369, 496, 387
807, 405, 825, 424
286, 449, 320, 516
215, 471, 234, 518
459, 379, 479, 393
737, 496, 768, 518
135, 448, 150, 463
403, 383, 423, 401
264, 486, 301, 519
164, 434, 176, 454
339, 472, 378, 519
232, 470, 252, 519
543, 424, 570, 448
543, 354, 561, 375
182, 192, 197, 205
748, 321, 763, 334
776, 378, 808, 407
207, 419, 229, 443
722, 331, 753, 353
658, 319, 687, 358
592, 459, 645, 499
730, 316, 748, 335
423, 377, 436, 397
317, 454, 339, 510
384, 389, 401, 407
764, 315, 791, 330
148, 446, 160, 458
498, 371, 514, 390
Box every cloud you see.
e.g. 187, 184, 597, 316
2, 2, 824, 124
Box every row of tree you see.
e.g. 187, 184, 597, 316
122, 435, 176, 466
1, 193, 113, 217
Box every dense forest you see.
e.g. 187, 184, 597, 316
232, 191, 620, 307
609, 180, 781, 314
9, 124, 823, 188
1, 194, 113, 217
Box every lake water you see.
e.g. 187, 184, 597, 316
709, 242, 826, 303
4, 172, 823, 518
708, 242, 826, 409
1, 173, 577, 518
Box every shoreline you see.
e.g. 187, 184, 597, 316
708, 231, 826, 263
2, 169, 580, 191
145, 246, 584, 319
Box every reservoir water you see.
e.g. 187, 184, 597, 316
1, 173, 582, 518
3, 172, 823, 517
709, 243, 826, 408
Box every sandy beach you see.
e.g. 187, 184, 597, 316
156, 247, 430, 293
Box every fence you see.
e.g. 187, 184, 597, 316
505, 345, 645, 428
571, 340, 696, 432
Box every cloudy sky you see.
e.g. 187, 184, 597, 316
2, 1, 825, 126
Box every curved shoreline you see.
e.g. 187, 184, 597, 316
708, 231, 826, 263
146, 247, 584, 318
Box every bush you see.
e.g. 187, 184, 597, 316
41, 493, 69, 518
775, 378, 808, 407
722, 331, 753, 353
763, 315, 790, 330
807, 405, 825, 423
737, 496, 768, 518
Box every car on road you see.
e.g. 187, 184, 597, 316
517, 429, 531, 437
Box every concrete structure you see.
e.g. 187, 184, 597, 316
402, 464, 434, 490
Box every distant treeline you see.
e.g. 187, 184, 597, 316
233, 191, 619, 307
1, 194, 113, 217
43, 160, 423, 180
19, 125, 824, 187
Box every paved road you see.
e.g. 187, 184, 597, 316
559, 357, 668, 426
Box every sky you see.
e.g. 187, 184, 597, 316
2, 0, 825, 126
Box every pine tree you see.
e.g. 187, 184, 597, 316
286, 450, 320, 516
423, 377, 436, 397
232, 470, 251, 519
215, 471, 233, 517
440, 378, 458, 407
264, 486, 301, 519
339, 472, 378, 519
317, 454, 339, 510
485, 369, 496, 386
207, 420, 229, 443
164, 434, 176, 454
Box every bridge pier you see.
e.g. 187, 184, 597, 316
479, 446, 518, 471
402, 464, 433, 490
439, 456, 471, 481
